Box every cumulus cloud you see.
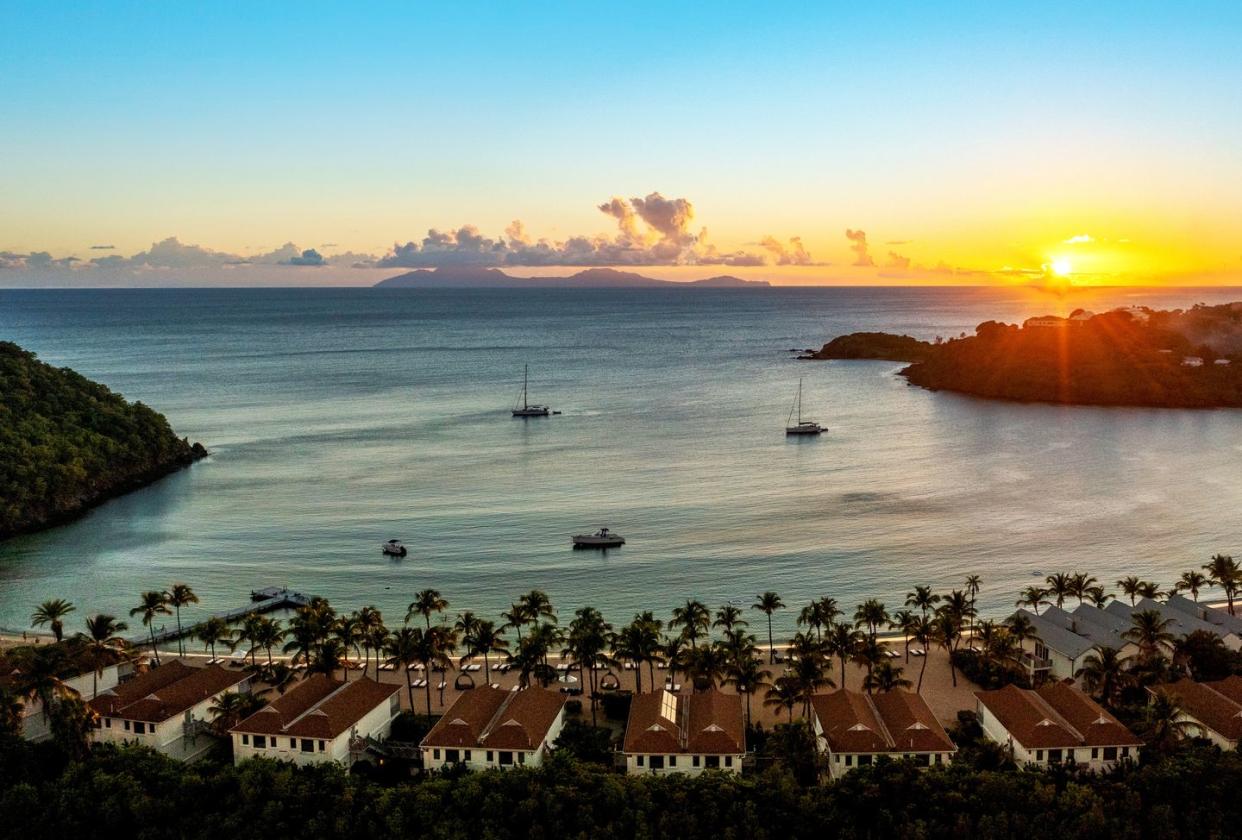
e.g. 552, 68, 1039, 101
885, 250, 911, 269
375, 192, 815, 269
845, 229, 874, 267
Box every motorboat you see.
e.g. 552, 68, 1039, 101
381, 539, 408, 557
572, 528, 625, 548
785, 378, 824, 436
512, 363, 551, 417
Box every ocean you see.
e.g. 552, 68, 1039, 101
2, 285, 1241, 637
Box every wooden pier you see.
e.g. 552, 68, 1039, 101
137, 586, 316, 646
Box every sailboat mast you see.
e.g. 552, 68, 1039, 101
797, 378, 802, 424
523, 364, 529, 410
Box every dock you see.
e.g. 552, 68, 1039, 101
136, 586, 316, 646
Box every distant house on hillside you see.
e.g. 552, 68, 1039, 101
975, 683, 1140, 770
231, 674, 400, 767
810, 689, 955, 779
622, 689, 745, 775
91, 660, 249, 761
1023, 316, 1068, 329
419, 685, 567, 772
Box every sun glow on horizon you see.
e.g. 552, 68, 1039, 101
1050, 258, 1073, 277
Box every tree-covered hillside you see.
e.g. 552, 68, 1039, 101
0, 342, 205, 538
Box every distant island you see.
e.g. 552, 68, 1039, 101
375, 266, 770, 289
805, 303, 1242, 408
0, 342, 207, 539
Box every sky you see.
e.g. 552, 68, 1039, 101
1, 1, 1240, 287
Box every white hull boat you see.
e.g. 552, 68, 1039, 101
572, 528, 625, 548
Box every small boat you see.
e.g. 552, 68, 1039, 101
572, 528, 625, 548
512, 364, 551, 417
381, 539, 408, 557
785, 378, 824, 436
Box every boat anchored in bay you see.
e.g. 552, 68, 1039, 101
572, 528, 626, 548
512, 363, 553, 417
785, 378, 824, 436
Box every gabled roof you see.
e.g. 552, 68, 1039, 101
812, 690, 954, 754
1106, 599, 1232, 642
420, 686, 566, 751
622, 690, 744, 755
1160, 679, 1242, 741
1016, 608, 1096, 659
232, 675, 398, 740
975, 684, 1140, 750
1165, 595, 1242, 636
90, 661, 246, 723
1065, 605, 1131, 649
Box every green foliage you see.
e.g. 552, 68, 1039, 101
552, 719, 615, 765
811, 332, 935, 362
951, 649, 1029, 690
0, 341, 204, 537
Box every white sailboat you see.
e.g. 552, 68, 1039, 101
512, 364, 551, 417
785, 378, 824, 436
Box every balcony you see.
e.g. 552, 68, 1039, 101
1020, 652, 1052, 671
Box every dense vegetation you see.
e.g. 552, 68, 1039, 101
3, 736, 1242, 839
811, 304, 1242, 408
0, 341, 205, 538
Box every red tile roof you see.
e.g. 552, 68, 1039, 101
89, 661, 246, 723
232, 675, 399, 740
975, 684, 1140, 750
1162, 679, 1242, 742
812, 690, 954, 754
1205, 675, 1242, 707
622, 690, 744, 755
420, 686, 566, 751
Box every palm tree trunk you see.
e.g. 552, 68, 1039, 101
149, 625, 160, 665
768, 615, 774, 664
484, 655, 491, 684
635, 661, 642, 694
839, 655, 847, 690
424, 675, 433, 716
175, 606, 183, 656
406, 667, 415, 711
917, 652, 929, 692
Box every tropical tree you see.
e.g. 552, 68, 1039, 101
197, 617, 230, 662
309, 638, 346, 678
130, 590, 171, 664
1085, 585, 1112, 608
1135, 580, 1163, 600
851, 636, 886, 693
518, 590, 556, 627
356, 606, 385, 676
685, 643, 728, 693
509, 631, 556, 689
911, 615, 934, 692
411, 625, 456, 714
1175, 571, 1209, 602
713, 604, 747, 633
406, 590, 448, 629
1117, 576, 1144, 606
8, 646, 79, 724
332, 614, 361, 681
863, 659, 912, 693
563, 607, 613, 724
764, 674, 801, 724
252, 617, 286, 669
1015, 586, 1049, 615
1144, 688, 1195, 753
612, 616, 663, 694
78, 614, 129, 697
363, 619, 390, 680
934, 611, 962, 687
726, 654, 771, 730
208, 691, 264, 736
461, 619, 507, 684
1204, 554, 1240, 615
167, 583, 198, 656
670, 600, 711, 648
501, 603, 532, 643
964, 574, 982, 635
905, 585, 940, 618
31, 599, 75, 642
1123, 609, 1176, 666
752, 592, 784, 664
662, 634, 691, 692
853, 599, 889, 641
890, 609, 916, 663
1044, 573, 1074, 608
386, 626, 422, 710
1075, 646, 1130, 708
824, 622, 861, 691
1069, 573, 1099, 606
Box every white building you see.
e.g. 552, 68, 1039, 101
1155, 677, 1242, 749
2, 649, 133, 742
1107, 598, 1242, 651
231, 674, 400, 766
622, 689, 746, 775
975, 683, 1141, 770
90, 660, 250, 761
420, 685, 567, 771
811, 689, 955, 779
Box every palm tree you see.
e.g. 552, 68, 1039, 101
1206, 554, 1241, 615
130, 591, 171, 664
411, 625, 456, 714
726, 654, 771, 730
685, 643, 728, 693
252, 617, 286, 669
662, 633, 690, 691
752, 592, 784, 664
964, 574, 982, 636
939, 589, 974, 645
9, 646, 78, 724
824, 622, 861, 691
1015, 586, 1049, 615
764, 674, 801, 724
197, 617, 230, 662
669, 600, 711, 648
1176, 571, 1209, 602
1069, 573, 1099, 606
905, 585, 940, 618
713, 604, 747, 633
911, 615, 934, 692
1123, 609, 1176, 665
406, 590, 448, 629
78, 614, 129, 697
208, 691, 262, 736
309, 638, 345, 677
166, 583, 198, 656
1085, 585, 1112, 608
1044, 573, 1074, 608
934, 611, 962, 687
563, 607, 613, 724
863, 659, 912, 693
461, 619, 507, 684
356, 606, 385, 676
332, 614, 361, 681
612, 616, 663, 694
518, 590, 556, 626
1135, 580, 1163, 600
1144, 688, 1195, 753
1117, 576, 1144, 606
789, 642, 833, 718
386, 626, 422, 710
851, 636, 887, 693
1075, 646, 1129, 707
501, 603, 533, 643
31, 599, 75, 642
853, 599, 889, 641
509, 631, 555, 689
890, 609, 916, 663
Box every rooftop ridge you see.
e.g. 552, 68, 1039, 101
478, 688, 519, 742
280, 679, 350, 732
1027, 689, 1084, 743
863, 692, 896, 749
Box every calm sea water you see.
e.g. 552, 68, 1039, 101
2, 286, 1241, 637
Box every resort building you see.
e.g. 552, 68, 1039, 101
1106, 598, 1242, 651
622, 689, 746, 775
1155, 677, 1242, 749
975, 683, 1141, 770
810, 689, 956, 779
231, 674, 400, 767
90, 660, 250, 761
1163, 594, 1242, 638
2, 645, 135, 742
420, 685, 567, 772
1013, 607, 1101, 682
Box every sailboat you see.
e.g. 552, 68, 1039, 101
785, 378, 824, 436
511, 364, 551, 417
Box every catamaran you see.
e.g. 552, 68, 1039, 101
512, 364, 551, 417
785, 378, 824, 436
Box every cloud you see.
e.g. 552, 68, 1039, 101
284, 248, 326, 266
885, 240, 911, 246
845, 229, 874, 267
375, 192, 813, 268
885, 250, 911, 269
1063, 234, 1093, 244
90, 244, 115, 250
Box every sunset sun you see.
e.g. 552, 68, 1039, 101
1051, 258, 1072, 277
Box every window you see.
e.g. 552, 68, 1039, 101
858, 755, 872, 766
724, 756, 733, 768
464, 750, 472, 761
104, 718, 111, 729
1035, 750, 1043, 761
1048, 749, 1063, 763
134, 722, 146, 735
934, 754, 943, 765
318, 741, 325, 752
124, 720, 131, 731
499, 751, 513, 766
433, 749, 441, 760
446, 749, 460, 763
692, 756, 701, 767
518, 752, 526, 764
668, 756, 676, 767
255, 735, 267, 749
1121, 747, 1130, 757
651, 755, 665, 770
487, 751, 494, 762
1103, 747, 1118, 761
705, 756, 720, 769
637, 755, 645, 767
916, 754, 931, 767
290, 738, 296, 749
1091, 747, 1099, 759
242, 734, 250, 745
301, 739, 314, 753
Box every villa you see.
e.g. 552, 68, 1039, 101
1155, 677, 1242, 749
975, 682, 1141, 770
2, 644, 135, 742
622, 689, 746, 775
1106, 598, 1242, 651
810, 689, 956, 779
420, 685, 567, 772
90, 660, 250, 761
230, 674, 400, 766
